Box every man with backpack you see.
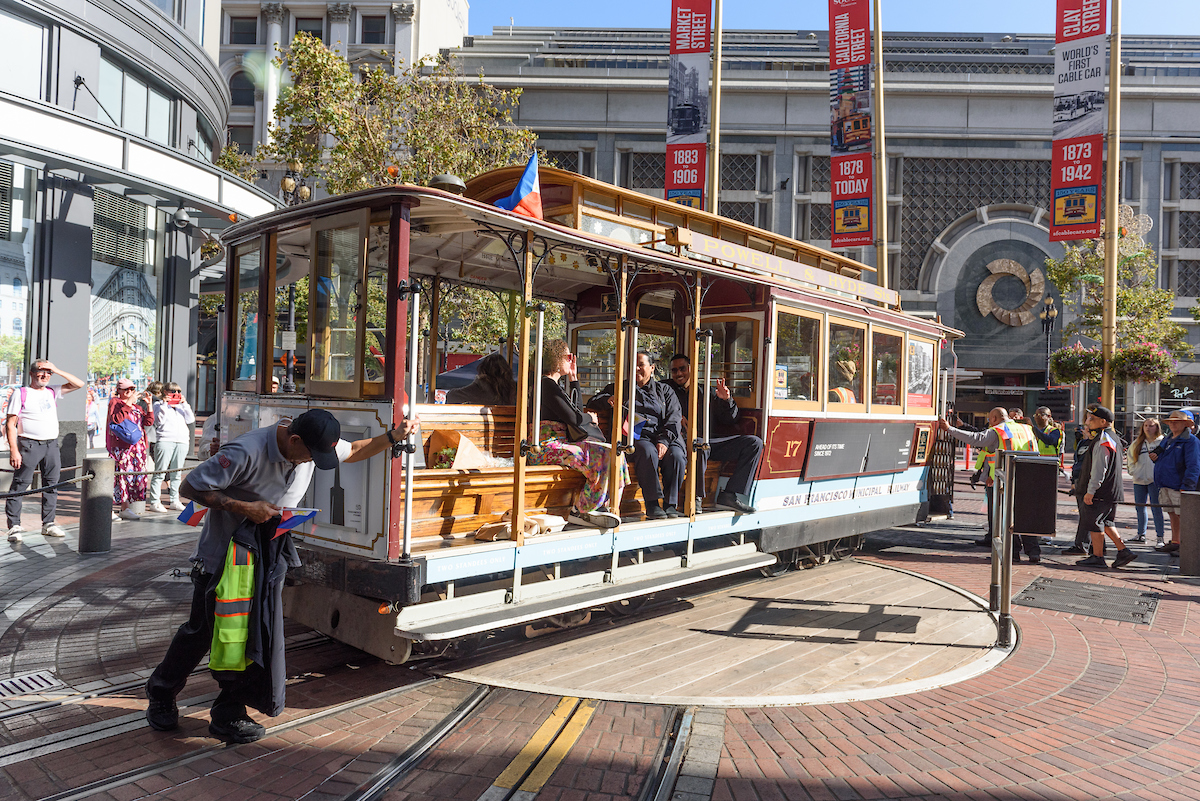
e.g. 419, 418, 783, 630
5, 360, 85, 543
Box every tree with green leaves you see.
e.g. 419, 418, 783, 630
1044, 237, 1188, 358
88, 341, 129, 381
257, 33, 537, 195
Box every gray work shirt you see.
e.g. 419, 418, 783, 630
187, 424, 350, 573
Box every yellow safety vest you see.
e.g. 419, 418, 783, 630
986, 421, 1037, 479
830, 386, 856, 403
210, 540, 255, 672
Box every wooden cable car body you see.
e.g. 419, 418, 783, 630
218, 166, 961, 664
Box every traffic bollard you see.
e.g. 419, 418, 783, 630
1181, 491, 1200, 577
79, 457, 114, 554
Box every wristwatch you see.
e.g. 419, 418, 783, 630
386, 429, 398, 445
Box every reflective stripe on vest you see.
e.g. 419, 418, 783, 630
210, 541, 255, 672
830, 386, 856, 403
987, 421, 1037, 478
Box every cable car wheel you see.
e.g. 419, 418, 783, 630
604, 595, 652, 617
760, 548, 796, 577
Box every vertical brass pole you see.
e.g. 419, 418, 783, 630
512, 233, 535, 554
1101, 0, 1121, 411
426, 275, 442, 394
872, 0, 889, 291
706, 0, 723, 213
609, 257, 628, 511
685, 278, 702, 517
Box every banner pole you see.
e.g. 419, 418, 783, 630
706, 0, 723, 213
872, 0, 888, 291
1101, 0, 1121, 411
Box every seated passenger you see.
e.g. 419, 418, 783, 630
587, 351, 685, 520
667, 354, 762, 514
445, 352, 517, 406
526, 339, 628, 528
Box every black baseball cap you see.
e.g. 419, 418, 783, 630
292, 410, 341, 470
1087, 405, 1114, 424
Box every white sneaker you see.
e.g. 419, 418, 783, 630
149, 502, 168, 514
118, 509, 141, 521
41, 524, 67, 538
6, 525, 22, 543
170, 500, 186, 512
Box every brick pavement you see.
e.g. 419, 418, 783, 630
709, 481, 1200, 801
1, 477, 1199, 800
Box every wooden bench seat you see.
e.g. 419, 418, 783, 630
410, 403, 727, 549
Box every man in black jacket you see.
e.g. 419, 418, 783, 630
588, 352, 685, 519
667, 354, 762, 514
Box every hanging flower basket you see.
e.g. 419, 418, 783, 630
1049, 343, 1103, 384
1111, 341, 1177, 385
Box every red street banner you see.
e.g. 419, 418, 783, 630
1050, 0, 1106, 242
828, 0, 872, 248
666, 0, 711, 209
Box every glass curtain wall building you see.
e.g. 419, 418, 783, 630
0, 0, 279, 465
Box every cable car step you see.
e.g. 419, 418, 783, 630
396, 544, 777, 641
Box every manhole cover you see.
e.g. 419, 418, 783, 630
1014, 577, 1159, 624
0, 671, 64, 699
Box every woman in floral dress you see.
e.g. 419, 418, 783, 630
526, 339, 627, 528
107, 378, 153, 520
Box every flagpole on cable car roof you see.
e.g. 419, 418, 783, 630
872, 0, 888, 291
706, 0, 723, 214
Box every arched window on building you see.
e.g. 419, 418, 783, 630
230, 72, 256, 108
12, 277, 21, 295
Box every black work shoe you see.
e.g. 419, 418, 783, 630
974, 538, 992, 548
145, 683, 179, 731
1061, 545, 1087, 555
715, 492, 755, 514
645, 505, 668, 520
1112, 549, 1138, 569
1026, 556, 1041, 565
209, 717, 266, 743
663, 505, 682, 518
1155, 542, 1179, 553
1076, 555, 1108, 568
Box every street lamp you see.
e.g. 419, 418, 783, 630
1039, 296, 1058, 388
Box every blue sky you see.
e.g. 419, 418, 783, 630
467, 1, 1200, 38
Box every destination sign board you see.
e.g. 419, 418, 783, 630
804, 421, 914, 480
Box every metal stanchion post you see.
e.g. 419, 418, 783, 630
78, 457, 113, 554
1181, 491, 1200, 577
997, 450, 1015, 648
988, 449, 1005, 612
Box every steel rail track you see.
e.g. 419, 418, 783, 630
36, 676, 445, 801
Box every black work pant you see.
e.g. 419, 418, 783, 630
147, 568, 264, 723
6, 437, 60, 529
632, 438, 686, 507
984, 483, 1040, 558
696, 435, 764, 498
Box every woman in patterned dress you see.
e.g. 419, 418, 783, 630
526, 339, 627, 528
107, 378, 153, 520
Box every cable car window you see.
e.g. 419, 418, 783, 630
774, 310, 820, 404
709, 317, 756, 400
311, 224, 362, 388
907, 338, 936, 410
232, 242, 260, 388
273, 225, 310, 394
828, 322, 864, 405
363, 219, 389, 389
871, 330, 903, 407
